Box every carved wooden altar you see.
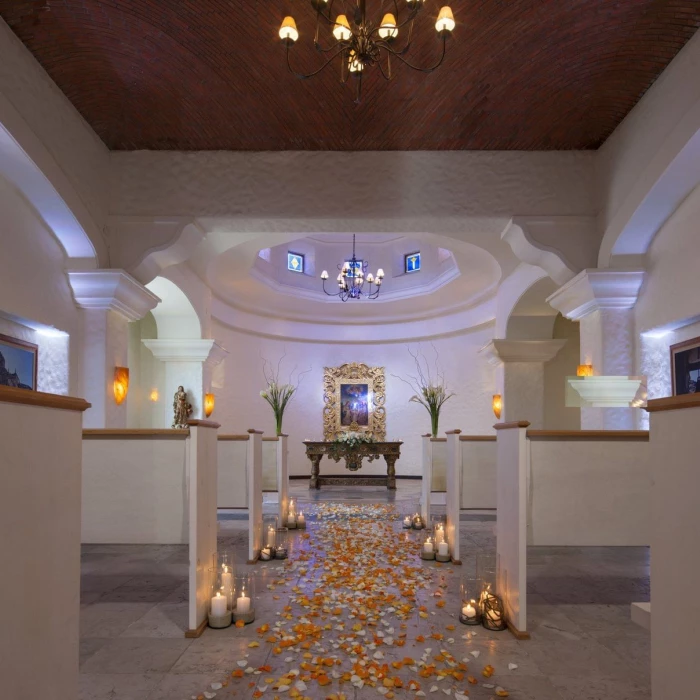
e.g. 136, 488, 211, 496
303, 440, 402, 489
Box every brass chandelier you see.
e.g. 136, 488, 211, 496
279, 0, 456, 102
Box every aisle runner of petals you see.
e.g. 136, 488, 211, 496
195, 503, 511, 700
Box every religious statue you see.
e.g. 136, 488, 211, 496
172, 385, 193, 428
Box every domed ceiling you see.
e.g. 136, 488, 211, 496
198, 233, 511, 334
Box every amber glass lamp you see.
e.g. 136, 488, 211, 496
492, 394, 502, 420
204, 393, 215, 418
113, 367, 129, 405
577, 364, 594, 377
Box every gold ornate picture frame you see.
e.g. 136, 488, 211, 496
323, 363, 386, 441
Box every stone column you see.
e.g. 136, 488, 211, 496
68, 270, 160, 428
480, 340, 567, 429
547, 269, 645, 429
142, 339, 228, 427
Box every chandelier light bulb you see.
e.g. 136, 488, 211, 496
367, 273, 374, 283
348, 50, 364, 73
378, 13, 398, 40
321, 270, 329, 280
435, 6, 455, 33
333, 15, 352, 41
279, 16, 299, 43
376, 268, 385, 279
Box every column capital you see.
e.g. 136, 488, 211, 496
142, 338, 228, 367
547, 268, 645, 321
479, 339, 567, 366
67, 269, 160, 321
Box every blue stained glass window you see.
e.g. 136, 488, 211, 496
405, 252, 421, 273
346, 260, 364, 275
287, 252, 305, 273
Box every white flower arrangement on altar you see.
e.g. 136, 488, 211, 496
332, 431, 376, 449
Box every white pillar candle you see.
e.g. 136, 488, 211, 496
221, 565, 233, 595
297, 512, 305, 525
423, 538, 434, 554
237, 593, 251, 614
486, 608, 503, 622
211, 591, 227, 616
462, 602, 476, 619
437, 541, 449, 557
403, 517, 412, 527
266, 526, 276, 549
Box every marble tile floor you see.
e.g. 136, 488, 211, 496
80, 482, 650, 699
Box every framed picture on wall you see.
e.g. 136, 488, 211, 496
670, 336, 700, 396
0, 333, 38, 391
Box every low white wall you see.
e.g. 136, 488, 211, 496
648, 396, 700, 699
0, 388, 89, 700
528, 432, 651, 546
263, 438, 278, 490
82, 431, 189, 544
460, 437, 497, 509
430, 439, 447, 491
218, 436, 248, 508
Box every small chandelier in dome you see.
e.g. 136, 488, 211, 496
320, 235, 384, 301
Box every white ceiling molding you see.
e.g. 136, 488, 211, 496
67, 269, 160, 321
502, 218, 583, 286
142, 338, 228, 367
479, 339, 567, 366
547, 268, 645, 321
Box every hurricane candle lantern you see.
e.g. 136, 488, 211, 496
296, 509, 307, 529
481, 586, 507, 631
287, 499, 297, 529
261, 516, 278, 560
459, 577, 482, 626
208, 567, 232, 628
421, 532, 436, 560
412, 513, 425, 530
274, 527, 289, 559
233, 575, 255, 624
434, 523, 450, 562
402, 514, 413, 529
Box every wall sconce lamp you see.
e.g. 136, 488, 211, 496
577, 364, 594, 377
149, 389, 159, 402
204, 393, 215, 418
492, 394, 502, 420
113, 367, 129, 405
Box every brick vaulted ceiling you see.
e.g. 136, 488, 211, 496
1, 1, 699, 151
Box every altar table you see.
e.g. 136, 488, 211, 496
303, 440, 402, 489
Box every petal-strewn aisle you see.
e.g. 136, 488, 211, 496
195, 504, 512, 700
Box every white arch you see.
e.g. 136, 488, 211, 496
0, 97, 101, 263
494, 264, 549, 339
146, 276, 202, 339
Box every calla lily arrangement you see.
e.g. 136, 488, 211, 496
260, 354, 310, 435
395, 346, 455, 438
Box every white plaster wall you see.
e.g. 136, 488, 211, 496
528, 438, 651, 546
0, 399, 84, 700
543, 316, 581, 430
460, 440, 497, 510
111, 151, 595, 221
0, 18, 109, 238
206, 322, 496, 477
649, 404, 700, 699
127, 313, 164, 429
82, 438, 189, 544
0, 176, 81, 394
503, 363, 544, 427
430, 440, 447, 491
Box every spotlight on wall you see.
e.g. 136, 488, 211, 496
113, 367, 129, 405
492, 394, 502, 420
204, 393, 215, 418
577, 364, 594, 377
149, 389, 159, 402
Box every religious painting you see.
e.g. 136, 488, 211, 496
323, 363, 386, 441
0, 333, 38, 391
671, 336, 700, 395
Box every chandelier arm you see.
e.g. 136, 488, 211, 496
377, 58, 392, 82
314, 37, 349, 53
392, 5, 421, 31
286, 45, 347, 79
383, 35, 447, 73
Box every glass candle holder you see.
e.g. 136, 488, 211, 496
296, 509, 307, 529
481, 589, 507, 631
274, 527, 289, 559
286, 499, 297, 529
421, 532, 436, 560
261, 516, 278, 560
402, 514, 413, 529
459, 577, 482, 625
208, 567, 232, 628
412, 513, 425, 530
233, 575, 255, 624
434, 524, 450, 562
476, 553, 497, 595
